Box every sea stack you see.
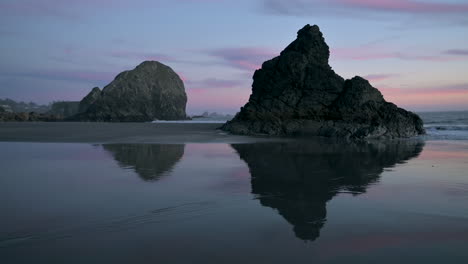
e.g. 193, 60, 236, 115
222, 25, 425, 139
78, 87, 101, 114
75, 61, 188, 122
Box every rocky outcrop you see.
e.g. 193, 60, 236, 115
0, 111, 61, 122
222, 25, 425, 139
78, 87, 101, 113
0, 98, 50, 113
231, 139, 424, 241
74, 61, 188, 122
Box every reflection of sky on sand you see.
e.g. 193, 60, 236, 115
1, 140, 468, 263
418, 141, 468, 160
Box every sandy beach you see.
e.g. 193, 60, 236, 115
0, 122, 273, 144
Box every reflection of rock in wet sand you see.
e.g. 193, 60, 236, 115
231, 140, 424, 241
103, 144, 185, 181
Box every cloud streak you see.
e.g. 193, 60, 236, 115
363, 74, 398, 82
444, 49, 468, 56
379, 83, 468, 110
207, 47, 278, 71
0, 0, 223, 19
0, 0, 116, 19
337, 0, 468, 14
332, 47, 467, 62
1, 69, 115, 84
186, 78, 245, 89
261, 0, 468, 21
109, 51, 177, 63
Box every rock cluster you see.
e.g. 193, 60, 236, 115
0, 111, 61, 122
74, 61, 188, 122
222, 25, 425, 139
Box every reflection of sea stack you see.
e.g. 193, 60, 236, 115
75, 61, 188, 122
232, 139, 424, 241
222, 25, 425, 139
103, 144, 185, 181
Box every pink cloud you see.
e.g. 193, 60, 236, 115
380, 83, 468, 95
337, 0, 468, 14
208, 47, 278, 71
186, 87, 250, 113
363, 74, 397, 82
378, 84, 468, 110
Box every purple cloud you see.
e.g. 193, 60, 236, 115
332, 48, 465, 62
262, 0, 468, 19
1, 69, 115, 84
0, 0, 223, 19
0, 0, 102, 19
445, 49, 468, 56
0, 0, 157, 20
109, 51, 177, 63
207, 47, 278, 71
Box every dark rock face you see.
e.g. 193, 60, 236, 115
222, 25, 425, 139
75, 61, 188, 122
231, 139, 424, 241
102, 144, 185, 181
78, 87, 101, 113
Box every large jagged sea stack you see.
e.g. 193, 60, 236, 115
222, 25, 425, 139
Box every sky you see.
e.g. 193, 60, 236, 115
0, 0, 467, 114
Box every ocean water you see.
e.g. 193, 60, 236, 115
1, 136, 468, 263
420, 111, 468, 140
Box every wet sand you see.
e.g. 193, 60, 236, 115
1, 139, 468, 263
0, 122, 272, 144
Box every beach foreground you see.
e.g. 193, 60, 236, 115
1, 121, 468, 263
0, 139, 468, 263
0, 122, 268, 144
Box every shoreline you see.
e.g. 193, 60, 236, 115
1, 121, 465, 144
0, 122, 278, 144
